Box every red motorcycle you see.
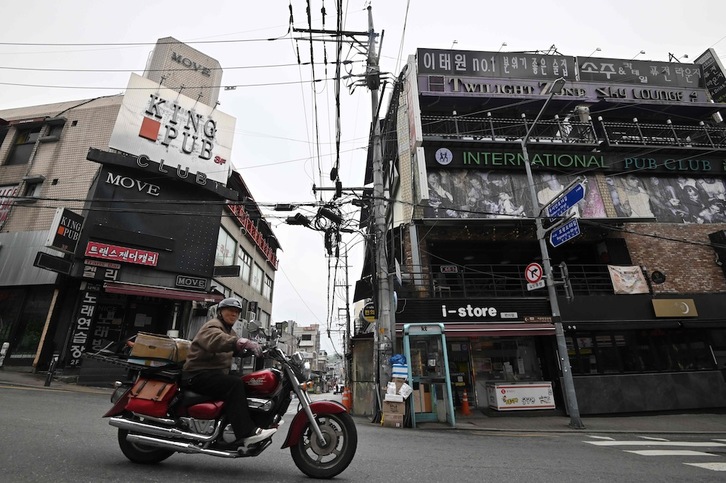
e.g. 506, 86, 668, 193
102, 333, 357, 479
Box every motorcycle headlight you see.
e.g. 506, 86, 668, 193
291, 352, 304, 367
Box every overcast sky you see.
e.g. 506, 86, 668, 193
1, 0, 725, 354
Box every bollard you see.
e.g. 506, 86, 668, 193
0, 342, 9, 368
44, 355, 59, 387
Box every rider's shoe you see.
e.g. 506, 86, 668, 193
241, 427, 277, 446
218, 427, 276, 450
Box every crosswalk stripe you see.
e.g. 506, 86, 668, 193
684, 462, 726, 472
625, 450, 718, 457
585, 440, 726, 447
638, 436, 669, 441
587, 435, 615, 440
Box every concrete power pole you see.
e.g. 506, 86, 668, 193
366, 6, 394, 407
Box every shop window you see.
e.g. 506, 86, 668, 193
569, 329, 718, 375
6, 125, 41, 166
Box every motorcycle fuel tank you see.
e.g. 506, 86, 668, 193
242, 369, 281, 396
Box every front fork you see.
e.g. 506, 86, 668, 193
286, 366, 327, 445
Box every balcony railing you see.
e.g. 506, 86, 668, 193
399, 264, 616, 299
420, 112, 726, 151
420, 114, 598, 146
599, 118, 726, 149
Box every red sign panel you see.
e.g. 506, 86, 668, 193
85, 241, 158, 266
524, 263, 543, 283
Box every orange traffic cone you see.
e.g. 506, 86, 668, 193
461, 389, 472, 416
341, 387, 352, 412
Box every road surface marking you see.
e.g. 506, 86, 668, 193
638, 436, 669, 441
585, 440, 726, 447
684, 462, 726, 472
586, 435, 615, 440
625, 450, 718, 457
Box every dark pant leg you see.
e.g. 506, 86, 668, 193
186, 372, 256, 439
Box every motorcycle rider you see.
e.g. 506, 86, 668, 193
182, 297, 276, 449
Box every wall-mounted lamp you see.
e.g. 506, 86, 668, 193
587, 47, 601, 57
632, 50, 646, 60
497, 42, 507, 52
668, 52, 689, 63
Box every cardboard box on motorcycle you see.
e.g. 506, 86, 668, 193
130, 332, 191, 364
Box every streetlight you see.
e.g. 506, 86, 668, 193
520, 77, 584, 429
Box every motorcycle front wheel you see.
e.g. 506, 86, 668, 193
117, 429, 174, 464
290, 412, 358, 479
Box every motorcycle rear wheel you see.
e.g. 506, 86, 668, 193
117, 429, 175, 464
290, 412, 357, 479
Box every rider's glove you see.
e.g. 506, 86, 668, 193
236, 337, 263, 358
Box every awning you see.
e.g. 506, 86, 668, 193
104, 282, 224, 303
395, 322, 555, 337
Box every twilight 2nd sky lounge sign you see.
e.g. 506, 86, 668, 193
109, 74, 235, 185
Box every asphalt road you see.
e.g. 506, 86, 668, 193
1, 384, 725, 482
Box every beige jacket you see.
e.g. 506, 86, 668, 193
182, 318, 238, 375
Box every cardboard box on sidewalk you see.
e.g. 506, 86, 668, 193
382, 413, 404, 428
382, 400, 405, 414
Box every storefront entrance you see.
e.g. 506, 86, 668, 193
447, 336, 558, 411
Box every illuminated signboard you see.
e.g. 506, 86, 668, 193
85, 241, 159, 266
578, 57, 703, 88
695, 48, 726, 103
416, 48, 705, 89
109, 73, 235, 185
417, 48, 576, 80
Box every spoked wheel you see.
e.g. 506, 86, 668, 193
290, 412, 358, 479
117, 429, 174, 464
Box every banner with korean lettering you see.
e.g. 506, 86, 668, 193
85, 241, 159, 266
66, 283, 101, 367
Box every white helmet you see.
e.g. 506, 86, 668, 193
218, 297, 244, 312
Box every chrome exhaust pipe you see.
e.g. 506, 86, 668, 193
109, 417, 218, 442
125, 434, 237, 458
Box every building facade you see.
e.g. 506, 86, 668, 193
0, 38, 279, 384
357, 47, 726, 415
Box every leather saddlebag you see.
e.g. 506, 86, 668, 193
125, 378, 178, 417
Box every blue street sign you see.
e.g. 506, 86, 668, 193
546, 182, 586, 219
550, 218, 581, 247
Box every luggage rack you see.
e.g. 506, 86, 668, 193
82, 352, 182, 379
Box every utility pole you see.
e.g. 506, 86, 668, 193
366, 6, 393, 404
520, 78, 584, 429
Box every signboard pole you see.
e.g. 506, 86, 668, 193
520, 78, 584, 429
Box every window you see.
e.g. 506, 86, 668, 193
251, 263, 263, 293
237, 247, 252, 283
6, 125, 42, 165
0, 185, 19, 228
215, 227, 236, 266
568, 329, 718, 375
22, 181, 42, 200
262, 275, 273, 301
258, 311, 270, 328
0, 125, 8, 149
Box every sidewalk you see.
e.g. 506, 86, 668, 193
3, 368, 726, 434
